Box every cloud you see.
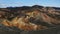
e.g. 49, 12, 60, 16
0, 3, 7, 8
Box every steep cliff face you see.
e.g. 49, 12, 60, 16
0, 5, 60, 31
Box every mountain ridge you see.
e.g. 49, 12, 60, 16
0, 5, 60, 31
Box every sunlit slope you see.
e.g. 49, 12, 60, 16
0, 5, 60, 31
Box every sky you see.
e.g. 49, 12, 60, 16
0, 0, 60, 8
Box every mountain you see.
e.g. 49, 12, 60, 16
0, 5, 60, 34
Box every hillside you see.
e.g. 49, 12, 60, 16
0, 5, 60, 34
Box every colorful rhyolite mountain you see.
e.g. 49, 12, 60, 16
0, 5, 60, 31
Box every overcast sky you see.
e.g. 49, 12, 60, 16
0, 0, 60, 8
